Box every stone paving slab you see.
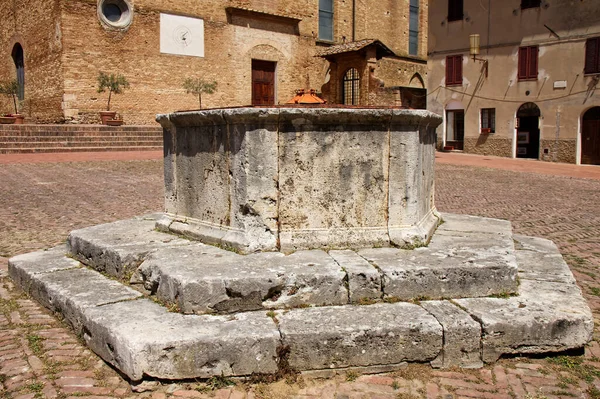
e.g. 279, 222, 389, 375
68, 214, 192, 279
79, 299, 280, 381
276, 303, 443, 370
8, 247, 143, 333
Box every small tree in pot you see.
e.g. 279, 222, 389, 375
97, 71, 129, 124
183, 77, 217, 109
0, 79, 22, 124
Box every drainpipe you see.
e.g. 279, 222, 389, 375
352, 0, 356, 41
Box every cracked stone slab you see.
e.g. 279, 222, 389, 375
138, 247, 347, 314
437, 213, 513, 235
420, 300, 482, 369
9, 247, 143, 333
8, 246, 80, 289
80, 299, 280, 381
325, 250, 382, 303
277, 303, 443, 370
67, 214, 192, 279
359, 245, 518, 301
513, 235, 576, 284
455, 278, 593, 363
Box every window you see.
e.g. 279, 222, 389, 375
448, 0, 463, 22
481, 108, 495, 133
585, 37, 600, 75
518, 46, 538, 80
409, 0, 419, 56
97, 0, 133, 29
318, 0, 333, 41
342, 68, 360, 105
445, 55, 463, 86
521, 0, 541, 9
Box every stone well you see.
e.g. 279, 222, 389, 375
156, 107, 442, 253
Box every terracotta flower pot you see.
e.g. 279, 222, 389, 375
0, 116, 16, 124
106, 119, 124, 126
99, 111, 117, 125
12, 114, 24, 124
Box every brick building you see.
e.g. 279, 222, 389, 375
427, 0, 600, 164
0, 0, 428, 125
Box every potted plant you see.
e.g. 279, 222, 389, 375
97, 71, 129, 124
0, 79, 23, 124
182, 77, 217, 109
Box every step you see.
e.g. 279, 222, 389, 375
8, 230, 593, 381
0, 135, 162, 143
0, 140, 162, 148
66, 213, 519, 314
0, 146, 162, 154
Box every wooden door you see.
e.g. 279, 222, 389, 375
252, 60, 276, 106
582, 109, 600, 165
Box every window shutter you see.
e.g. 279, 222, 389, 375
585, 38, 599, 74
529, 46, 538, 78
456, 55, 463, 84
446, 56, 454, 84
518, 47, 528, 80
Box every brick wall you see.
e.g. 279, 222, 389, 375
2, 0, 429, 124
0, 0, 64, 123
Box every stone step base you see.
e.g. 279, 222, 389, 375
66, 213, 519, 314
8, 231, 593, 381
0, 146, 162, 154
0, 124, 162, 154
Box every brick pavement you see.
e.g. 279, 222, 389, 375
1, 152, 600, 399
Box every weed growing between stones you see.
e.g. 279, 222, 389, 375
345, 370, 359, 381
489, 291, 518, 299
26, 333, 45, 356
383, 296, 402, 304
547, 355, 600, 383
391, 379, 400, 390
266, 310, 279, 325
589, 287, 600, 297
357, 297, 377, 305
587, 385, 600, 399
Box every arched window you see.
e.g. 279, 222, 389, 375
342, 68, 360, 105
12, 43, 24, 101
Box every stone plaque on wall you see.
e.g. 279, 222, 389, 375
160, 14, 205, 57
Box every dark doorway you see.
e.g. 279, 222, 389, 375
251, 60, 275, 106
582, 107, 600, 165
516, 102, 540, 159
446, 109, 464, 150
12, 43, 24, 101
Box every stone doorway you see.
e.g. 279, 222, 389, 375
445, 100, 464, 151
582, 107, 600, 165
516, 102, 540, 159
251, 60, 275, 106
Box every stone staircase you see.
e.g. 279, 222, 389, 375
0, 124, 162, 154
8, 213, 594, 382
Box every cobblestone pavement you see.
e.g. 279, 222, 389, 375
1, 157, 600, 399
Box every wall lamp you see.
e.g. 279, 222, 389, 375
470, 34, 489, 78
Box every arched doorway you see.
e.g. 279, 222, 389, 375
581, 107, 600, 165
11, 43, 24, 101
516, 102, 540, 159
445, 100, 464, 150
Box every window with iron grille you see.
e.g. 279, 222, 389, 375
448, 0, 463, 22
521, 0, 541, 9
409, 0, 419, 56
342, 68, 360, 105
318, 0, 334, 41
518, 46, 538, 80
585, 37, 600, 75
481, 108, 495, 133
445, 55, 463, 86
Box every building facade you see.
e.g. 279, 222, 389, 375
428, 0, 600, 164
1, 0, 429, 125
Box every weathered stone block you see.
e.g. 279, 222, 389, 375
68, 214, 191, 279
277, 303, 443, 370
421, 300, 482, 368
80, 300, 280, 381
328, 249, 381, 303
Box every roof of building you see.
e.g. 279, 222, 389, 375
316, 39, 396, 60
